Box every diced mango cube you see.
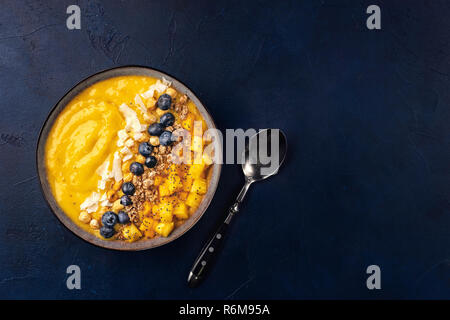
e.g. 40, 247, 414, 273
159, 183, 171, 197
174, 203, 189, 219
167, 173, 182, 193
152, 204, 160, 219
159, 200, 173, 216
179, 191, 189, 200
139, 217, 154, 232
181, 114, 194, 131
122, 224, 142, 242
191, 178, 207, 194
182, 175, 194, 192
186, 192, 202, 209
112, 199, 124, 212
155, 222, 174, 237
191, 135, 203, 153
188, 163, 206, 178
153, 199, 174, 220
160, 210, 173, 223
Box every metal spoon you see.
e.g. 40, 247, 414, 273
187, 129, 288, 287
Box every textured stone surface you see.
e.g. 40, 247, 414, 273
0, 0, 449, 299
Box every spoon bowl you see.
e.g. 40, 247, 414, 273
242, 129, 288, 181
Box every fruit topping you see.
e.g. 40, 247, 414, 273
101, 211, 118, 228
157, 93, 172, 110
159, 112, 175, 127
138, 142, 153, 157
148, 122, 164, 136
120, 195, 133, 206
130, 162, 144, 176
145, 155, 157, 168
159, 131, 173, 146
100, 226, 115, 238
122, 182, 135, 195
118, 211, 130, 224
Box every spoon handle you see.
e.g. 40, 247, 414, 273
187, 211, 231, 287
187, 180, 252, 287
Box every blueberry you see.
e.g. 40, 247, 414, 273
118, 211, 130, 224
100, 226, 115, 238
159, 112, 175, 127
159, 131, 173, 146
122, 182, 135, 195
101, 211, 118, 228
130, 162, 144, 176
157, 94, 172, 110
138, 142, 153, 157
145, 155, 157, 168
120, 195, 132, 206
148, 123, 164, 136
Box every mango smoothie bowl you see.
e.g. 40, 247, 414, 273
37, 67, 221, 250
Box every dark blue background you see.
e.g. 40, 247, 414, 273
0, 0, 449, 299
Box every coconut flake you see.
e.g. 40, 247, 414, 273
125, 138, 134, 148
98, 179, 107, 190
86, 204, 98, 213
96, 159, 112, 190
117, 129, 128, 147
96, 160, 110, 178
118, 129, 128, 140
120, 146, 130, 154
112, 152, 123, 181
141, 80, 168, 99
134, 94, 147, 114
155, 79, 169, 92
101, 200, 113, 207
119, 103, 142, 133
99, 193, 112, 207
134, 132, 143, 141
80, 192, 100, 213
123, 153, 133, 161
120, 146, 133, 161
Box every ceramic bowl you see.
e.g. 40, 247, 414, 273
36, 66, 222, 250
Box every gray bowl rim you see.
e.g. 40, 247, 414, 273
36, 65, 222, 251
